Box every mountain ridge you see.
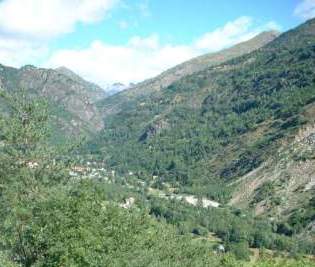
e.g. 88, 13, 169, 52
98, 30, 280, 118
130, 30, 280, 96
0, 64, 107, 138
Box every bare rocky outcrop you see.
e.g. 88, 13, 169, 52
139, 119, 169, 142
0, 64, 107, 136
229, 120, 315, 217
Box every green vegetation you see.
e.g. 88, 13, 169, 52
1, 18, 315, 267
144, 196, 315, 256
1, 91, 313, 266
0, 91, 212, 266
87, 18, 315, 204
81, 18, 315, 263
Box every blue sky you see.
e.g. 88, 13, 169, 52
55, 0, 301, 49
0, 0, 314, 89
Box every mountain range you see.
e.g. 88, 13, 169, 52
86, 18, 315, 235
0, 30, 278, 139
98, 30, 279, 118
1, 20, 315, 237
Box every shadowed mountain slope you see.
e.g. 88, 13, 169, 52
0, 64, 107, 139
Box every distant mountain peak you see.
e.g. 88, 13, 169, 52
112, 82, 125, 87
55, 66, 107, 95
246, 30, 280, 44
105, 82, 128, 95
55, 66, 85, 81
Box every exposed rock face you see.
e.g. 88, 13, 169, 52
0, 32, 280, 138
55, 66, 107, 103
0, 64, 107, 136
139, 119, 169, 142
230, 121, 315, 217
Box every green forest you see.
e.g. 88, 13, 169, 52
0, 14, 315, 267
0, 90, 314, 266
88, 18, 315, 202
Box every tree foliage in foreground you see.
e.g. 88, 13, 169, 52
0, 91, 314, 267
0, 91, 217, 266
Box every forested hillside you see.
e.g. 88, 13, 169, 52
2, 90, 314, 266
1, 13, 315, 267
81, 19, 315, 262
87, 18, 315, 220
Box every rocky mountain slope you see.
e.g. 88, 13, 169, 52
0, 64, 107, 139
0, 32, 277, 140
87, 18, 315, 234
98, 31, 279, 117
230, 113, 315, 230
55, 66, 108, 103
129, 31, 280, 96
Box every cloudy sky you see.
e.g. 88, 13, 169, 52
0, 0, 313, 89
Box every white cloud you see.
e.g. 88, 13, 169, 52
0, 0, 117, 38
195, 16, 254, 51
294, 0, 315, 20
0, 37, 48, 67
264, 21, 282, 32
0, 5, 280, 89
195, 17, 281, 52
47, 35, 198, 86
128, 34, 160, 49
46, 16, 280, 88
0, 0, 117, 70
